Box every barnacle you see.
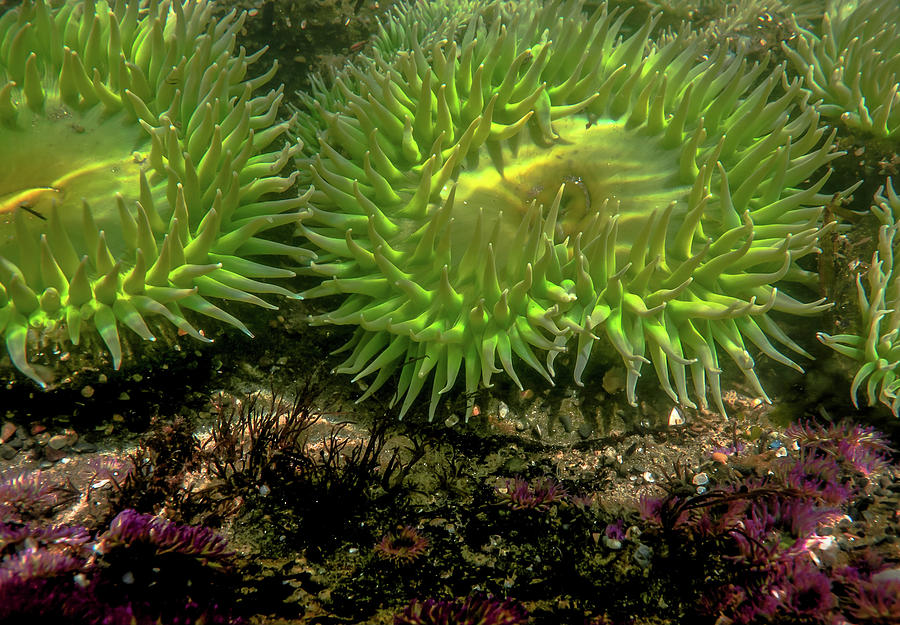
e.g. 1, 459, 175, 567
0, 0, 309, 386
818, 179, 900, 415
296, 0, 842, 420
782, 0, 900, 139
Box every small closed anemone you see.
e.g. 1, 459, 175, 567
818, 179, 900, 415
782, 0, 900, 139
0, 0, 309, 386
296, 0, 843, 420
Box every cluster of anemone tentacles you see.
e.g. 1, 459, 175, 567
782, 0, 900, 140
790, 0, 900, 415
0, 0, 309, 386
818, 179, 900, 415
293, 0, 845, 419
4, 0, 900, 421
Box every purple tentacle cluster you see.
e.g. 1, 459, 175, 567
497, 476, 568, 511
99, 509, 234, 563
604, 519, 626, 543
0, 468, 60, 521
784, 421, 895, 475
638, 419, 898, 624
395, 594, 529, 625
375, 525, 430, 565
0, 466, 240, 625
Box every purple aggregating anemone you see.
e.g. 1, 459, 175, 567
0, 547, 86, 581
638, 419, 897, 624
832, 551, 900, 623
394, 594, 529, 625
0, 468, 60, 521
497, 476, 568, 511
776, 451, 851, 505
0, 495, 241, 624
846, 576, 900, 622
98, 509, 234, 563
604, 519, 626, 543
784, 421, 895, 475
375, 525, 430, 565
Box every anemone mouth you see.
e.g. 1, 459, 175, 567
446, 115, 691, 268
296, 0, 843, 421
0, 106, 148, 256
0, 0, 308, 388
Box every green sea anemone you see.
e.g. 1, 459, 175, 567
374, 0, 495, 60
782, 0, 900, 139
0, 0, 309, 386
608, 0, 833, 37
296, 0, 843, 420
818, 179, 900, 415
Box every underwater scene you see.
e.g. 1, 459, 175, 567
0, 0, 899, 622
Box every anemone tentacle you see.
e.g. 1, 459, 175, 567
296, 0, 843, 420
819, 179, 900, 415
0, 0, 309, 386
782, 0, 900, 139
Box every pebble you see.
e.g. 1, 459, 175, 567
72, 441, 97, 454
873, 568, 900, 584
0, 422, 16, 443
0, 444, 17, 460
48, 432, 77, 450
44, 447, 67, 462
632, 543, 653, 568
602, 535, 622, 550
667, 407, 684, 426
601, 447, 617, 465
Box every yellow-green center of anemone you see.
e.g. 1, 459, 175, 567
295, 0, 843, 420
0, 107, 144, 256
446, 116, 692, 267
0, 0, 310, 386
